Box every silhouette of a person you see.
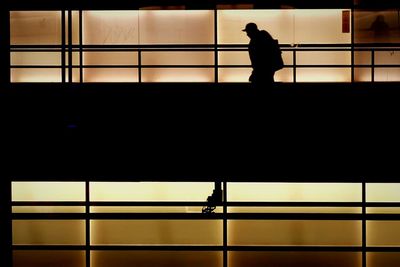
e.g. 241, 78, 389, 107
242, 23, 276, 85
370, 15, 390, 40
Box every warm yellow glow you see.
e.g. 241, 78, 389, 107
218, 9, 350, 45
367, 221, 400, 246
227, 183, 361, 202
12, 182, 85, 201
83, 52, 138, 65
83, 68, 138, 82
90, 182, 214, 201
367, 183, 400, 202
66, 52, 80, 66
11, 68, 61, 83
142, 51, 214, 66
92, 251, 222, 267
13, 251, 86, 267
72, 11, 80, 45
10, 11, 61, 45
218, 51, 250, 66
354, 68, 372, 82
229, 252, 361, 267
12, 206, 85, 213
139, 11, 214, 44
91, 220, 222, 245
217, 10, 295, 44
228, 207, 361, 213
297, 51, 351, 65
374, 68, 400, 82
294, 10, 351, 44
367, 252, 400, 267
90, 207, 222, 213
218, 68, 251, 83
83, 11, 139, 45
296, 68, 351, 82
142, 68, 214, 82
367, 207, 400, 214
11, 52, 61, 66
228, 220, 361, 246
12, 220, 85, 245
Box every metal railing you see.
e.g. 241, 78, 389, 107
10, 44, 400, 83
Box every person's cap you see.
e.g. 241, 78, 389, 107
242, 23, 258, 32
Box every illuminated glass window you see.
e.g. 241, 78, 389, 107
90, 182, 214, 201
228, 220, 361, 246
227, 183, 361, 202
92, 251, 222, 267
91, 220, 222, 245
12, 182, 85, 201
10, 11, 61, 45
139, 10, 214, 44
229, 252, 361, 267
12, 220, 85, 245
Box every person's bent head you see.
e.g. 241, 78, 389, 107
242, 22, 259, 39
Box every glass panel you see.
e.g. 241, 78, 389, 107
10, 11, 61, 45
354, 10, 400, 43
141, 52, 214, 65
296, 51, 351, 65
367, 207, 400, 214
228, 220, 361, 246
355, 51, 372, 65
12, 206, 85, 213
91, 207, 222, 213
72, 68, 81, 83
13, 251, 85, 267
142, 68, 214, 82
72, 11, 80, 45
91, 220, 222, 245
229, 252, 361, 267
375, 51, 400, 65
227, 183, 361, 202
228, 207, 361, 213
12, 220, 85, 245
367, 252, 400, 267
294, 9, 351, 44
11, 52, 61, 66
92, 251, 222, 267
218, 68, 252, 83
139, 10, 214, 44
367, 183, 400, 202
218, 51, 250, 66
83, 68, 138, 82
83, 11, 139, 45
12, 182, 85, 201
354, 68, 372, 82
83, 52, 138, 65
296, 68, 351, 82
367, 221, 400, 246
66, 52, 80, 66
275, 68, 293, 82
374, 68, 400, 82
11, 68, 61, 83
217, 10, 294, 45
90, 182, 215, 201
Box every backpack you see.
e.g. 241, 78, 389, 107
271, 39, 284, 72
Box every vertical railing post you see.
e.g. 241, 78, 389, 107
79, 10, 83, 83
362, 181, 366, 267
62, 10, 66, 83
223, 181, 227, 267
371, 49, 375, 82
293, 48, 297, 83
138, 48, 142, 83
